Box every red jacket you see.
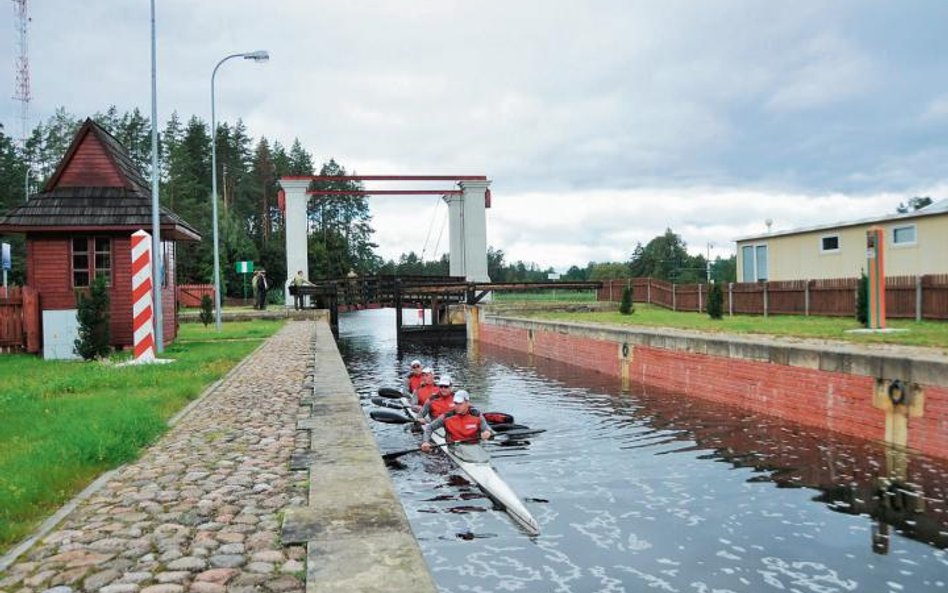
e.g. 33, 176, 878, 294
428, 395, 455, 419
443, 410, 482, 443
415, 383, 438, 406
407, 373, 423, 393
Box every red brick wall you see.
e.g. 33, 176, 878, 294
479, 320, 948, 459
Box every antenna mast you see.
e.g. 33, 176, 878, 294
12, 0, 31, 199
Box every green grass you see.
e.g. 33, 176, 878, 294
492, 289, 598, 302
525, 303, 948, 350
0, 320, 285, 554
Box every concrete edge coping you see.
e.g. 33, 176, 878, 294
484, 314, 948, 386
0, 334, 273, 573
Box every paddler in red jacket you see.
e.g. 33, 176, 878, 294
421, 390, 492, 452
419, 375, 456, 420
405, 359, 424, 393
412, 367, 438, 407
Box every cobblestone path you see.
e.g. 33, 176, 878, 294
0, 321, 314, 593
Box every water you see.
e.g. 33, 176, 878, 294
339, 309, 948, 593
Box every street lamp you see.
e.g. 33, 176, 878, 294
210, 50, 269, 330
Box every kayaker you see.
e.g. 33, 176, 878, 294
421, 390, 493, 452
405, 359, 424, 393
419, 375, 456, 420
412, 367, 438, 407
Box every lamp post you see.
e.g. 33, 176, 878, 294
210, 50, 269, 330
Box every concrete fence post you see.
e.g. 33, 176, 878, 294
763, 282, 769, 318
916, 275, 923, 322
698, 283, 703, 313
805, 280, 810, 317
647, 279, 652, 304
728, 282, 733, 317
672, 284, 677, 311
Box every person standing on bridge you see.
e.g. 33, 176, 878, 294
291, 270, 313, 310
421, 390, 493, 452
254, 269, 269, 310
420, 375, 456, 420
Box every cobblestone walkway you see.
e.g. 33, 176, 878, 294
0, 321, 314, 593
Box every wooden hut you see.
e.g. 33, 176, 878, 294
0, 118, 200, 356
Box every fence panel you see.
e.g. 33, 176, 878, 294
177, 284, 216, 308
922, 274, 948, 320
806, 278, 856, 317
730, 282, 764, 315
767, 280, 807, 315
886, 275, 919, 319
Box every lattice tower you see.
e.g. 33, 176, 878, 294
12, 0, 31, 196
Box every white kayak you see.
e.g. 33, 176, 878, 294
403, 397, 541, 536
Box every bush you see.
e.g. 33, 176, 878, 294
707, 282, 724, 320
199, 294, 214, 327
74, 275, 112, 360
619, 285, 634, 315
857, 272, 869, 326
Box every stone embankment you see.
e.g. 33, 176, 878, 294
0, 319, 435, 593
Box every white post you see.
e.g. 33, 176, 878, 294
131, 230, 156, 362
280, 178, 311, 305
444, 193, 464, 278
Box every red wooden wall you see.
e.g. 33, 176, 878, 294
55, 135, 124, 188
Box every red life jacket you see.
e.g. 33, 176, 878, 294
415, 383, 438, 406
444, 410, 482, 443
429, 395, 455, 419
407, 373, 423, 393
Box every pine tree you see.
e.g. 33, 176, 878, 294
74, 275, 111, 360
857, 272, 869, 326
619, 285, 634, 314
708, 282, 724, 320
199, 295, 214, 327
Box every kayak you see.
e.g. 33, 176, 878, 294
398, 395, 541, 536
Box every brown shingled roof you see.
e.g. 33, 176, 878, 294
0, 118, 201, 241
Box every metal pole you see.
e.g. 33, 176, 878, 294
150, 0, 164, 352
210, 51, 269, 330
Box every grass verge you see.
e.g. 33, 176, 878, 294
522, 303, 948, 350
0, 320, 285, 553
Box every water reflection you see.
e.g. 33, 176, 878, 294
340, 309, 948, 593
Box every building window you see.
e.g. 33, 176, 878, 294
820, 235, 840, 253
892, 224, 916, 246
741, 243, 769, 282
72, 236, 112, 287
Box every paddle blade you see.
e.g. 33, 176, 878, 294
382, 447, 422, 461
369, 409, 415, 424
497, 428, 546, 441
371, 397, 406, 410
488, 423, 531, 433
377, 387, 404, 399
484, 412, 515, 425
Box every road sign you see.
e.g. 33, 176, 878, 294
1, 243, 10, 270
235, 261, 254, 274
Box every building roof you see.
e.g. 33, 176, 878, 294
0, 118, 201, 241
734, 198, 948, 243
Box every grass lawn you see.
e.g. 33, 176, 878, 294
493, 289, 598, 302
0, 320, 285, 554
524, 303, 948, 350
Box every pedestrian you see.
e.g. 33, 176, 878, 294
421, 390, 493, 452
291, 269, 313, 310
419, 375, 456, 420
255, 269, 269, 310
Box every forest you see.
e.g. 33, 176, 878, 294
0, 108, 736, 297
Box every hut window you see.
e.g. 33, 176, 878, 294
72, 237, 112, 287
72, 238, 90, 287
95, 237, 112, 285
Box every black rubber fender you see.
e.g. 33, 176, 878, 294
887, 379, 908, 406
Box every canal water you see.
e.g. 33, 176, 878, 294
338, 309, 948, 593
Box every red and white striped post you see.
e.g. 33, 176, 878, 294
131, 230, 156, 362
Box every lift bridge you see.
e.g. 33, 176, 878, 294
289, 275, 602, 343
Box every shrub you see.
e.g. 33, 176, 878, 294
74, 275, 111, 360
619, 285, 634, 315
199, 294, 214, 327
707, 282, 724, 320
857, 272, 869, 326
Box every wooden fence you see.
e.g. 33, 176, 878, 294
598, 275, 948, 320
177, 284, 216, 308
0, 286, 41, 352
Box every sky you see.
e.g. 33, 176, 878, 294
2, 1, 948, 271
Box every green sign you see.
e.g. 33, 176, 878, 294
235, 261, 254, 274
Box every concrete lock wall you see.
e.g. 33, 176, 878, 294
476, 315, 948, 460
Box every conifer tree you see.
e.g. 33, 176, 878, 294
74, 275, 111, 360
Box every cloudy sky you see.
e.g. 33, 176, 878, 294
2, 1, 948, 271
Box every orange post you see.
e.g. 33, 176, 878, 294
866, 226, 886, 329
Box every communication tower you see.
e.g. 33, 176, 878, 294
12, 0, 31, 198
